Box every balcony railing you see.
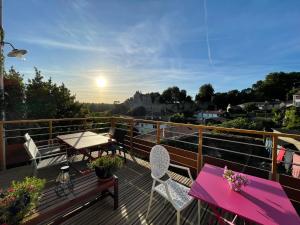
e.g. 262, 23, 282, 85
0, 116, 300, 211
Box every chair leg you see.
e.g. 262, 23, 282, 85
146, 189, 154, 219
198, 201, 201, 225
146, 181, 155, 219
177, 211, 180, 225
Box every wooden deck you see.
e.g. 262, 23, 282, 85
58, 155, 240, 225
2, 154, 244, 225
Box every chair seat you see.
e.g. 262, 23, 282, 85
154, 178, 193, 210
37, 154, 68, 169
40, 146, 62, 156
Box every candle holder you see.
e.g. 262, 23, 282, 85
55, 165, 74, 196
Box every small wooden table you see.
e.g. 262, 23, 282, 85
57, 131, 114, 163
189, 164, 300, 225
57, 131, 111, 150
24, 173, 118, 225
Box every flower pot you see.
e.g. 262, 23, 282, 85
94, 166, 114, 181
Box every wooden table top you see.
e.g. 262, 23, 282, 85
57, 131, 111, 150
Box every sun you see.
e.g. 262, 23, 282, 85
96, 77, 107, 88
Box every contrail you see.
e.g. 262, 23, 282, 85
204, 0, 213, 65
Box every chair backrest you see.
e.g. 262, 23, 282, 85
150, 145, 170, 179
23, 133, 39, 160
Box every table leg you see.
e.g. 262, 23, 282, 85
210, 205, 225, 225
114, 176, 119, 209
198, 200, 201, 225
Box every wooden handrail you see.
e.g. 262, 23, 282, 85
1, 115, 300, 180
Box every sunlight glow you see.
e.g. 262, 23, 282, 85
96, 77, 107, 88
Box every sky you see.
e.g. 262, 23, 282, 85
4, 0, 300, 103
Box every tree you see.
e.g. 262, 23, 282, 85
244, 103, 258, 113
26, 68, 84, 119
195, 84, 214, 104
4, 67, 26, 120
284, 107, 300, 129
160, 86, 191, 104
128, 106, 146, 117
169, 113, 185, 123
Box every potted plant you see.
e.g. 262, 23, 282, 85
223, 166, 248, 192
0, 177, 46, 225
88, 155, 123, 181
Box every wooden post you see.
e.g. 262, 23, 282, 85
0, 122, 5, 170
271, 135, 278, 181
111, 117, 115, 129
83, 118, 87, 131
130, 119, 133, 152
156, 122, 160, 144
197, 127, 203, 172
49, 120, 53, 144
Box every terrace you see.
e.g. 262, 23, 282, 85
1, 117, 300, 224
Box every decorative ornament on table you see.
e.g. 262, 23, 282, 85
223, 166, 249, 192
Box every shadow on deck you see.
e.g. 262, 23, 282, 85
2, 155, 242, 225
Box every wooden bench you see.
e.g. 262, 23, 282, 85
23, 173, 118, 225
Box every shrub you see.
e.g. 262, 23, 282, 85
0, 177, 46, 224
88, 155, 123, 170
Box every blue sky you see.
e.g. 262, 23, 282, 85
4, 0, 300, 103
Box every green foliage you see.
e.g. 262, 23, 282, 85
213, 72, 300, 109
272, 108, 285, 126
4, 67, 26, 120
195, 83, 214, 104
160, 86, 192, 104
26, 68, 85, 119
88, 155, 123, 169
0, 177, 46, 224
219, 117, 257, 130
111, 103, 129, 115
128, 106, 146, 117
219, 117, 276, 131
284, 107, 300, 129
244, 103, 258, 113
169, 113, 185, 123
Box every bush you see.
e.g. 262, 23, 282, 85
88, 155, 123, 170
219, 117, 276, 131
284, 107, 300, 129
169, 113, 185, 123
0, 177, 46, 224
219, 117, 256, 130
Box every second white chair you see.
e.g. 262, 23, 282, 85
146, 145, 199, 225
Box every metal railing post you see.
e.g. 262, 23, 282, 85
0, 121, 5, 170
271, 135, 278, 181
49, 120, 53, 144
156, 122, 161, 144
130, 119, 133, 152
83, 118, 87, 131
111, 117, 115, 129
197, 127, 203, 172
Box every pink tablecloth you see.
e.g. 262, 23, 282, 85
189, 164, 300, 225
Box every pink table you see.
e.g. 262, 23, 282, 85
189, 164, 300, 225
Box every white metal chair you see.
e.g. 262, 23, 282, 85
146, 145, 198, 225
23, 133, 68, 176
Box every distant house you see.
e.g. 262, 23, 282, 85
195, 110, 223, 121
293, 92, 300, 107
238, 100, 284, 111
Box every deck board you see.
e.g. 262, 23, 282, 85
2, 153, 243, 225
59, 155, 239, 225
